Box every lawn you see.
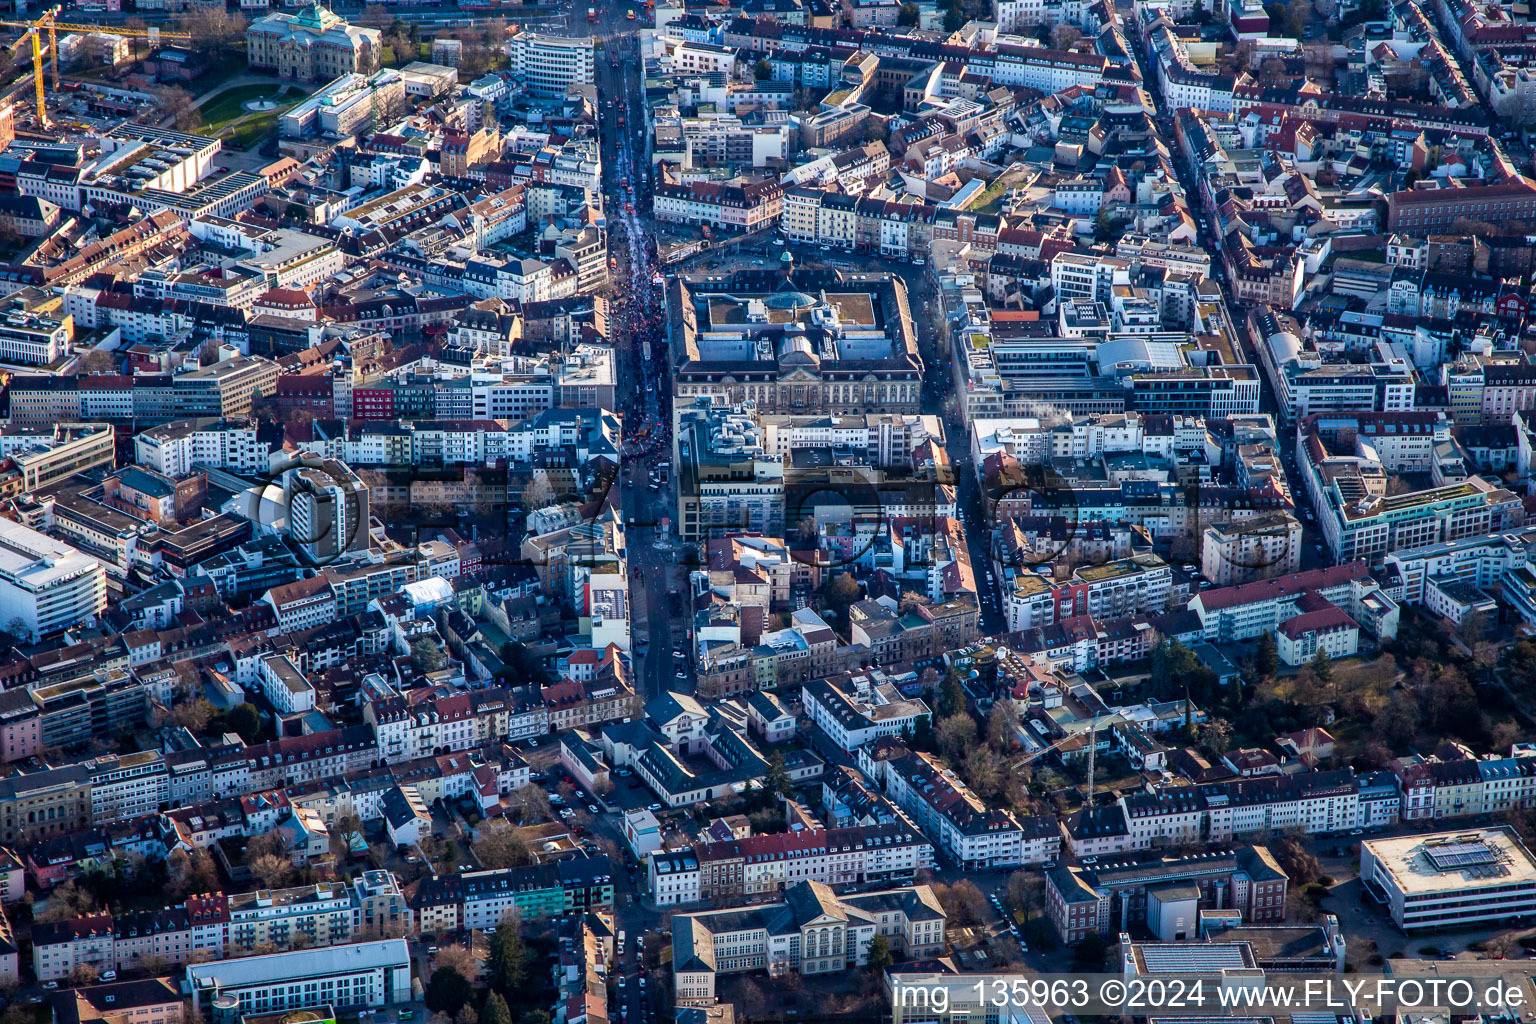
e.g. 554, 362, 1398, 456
967, 164, 1033, 215
194, 82, 294, 148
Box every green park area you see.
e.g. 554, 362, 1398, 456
193, 82, 293, 148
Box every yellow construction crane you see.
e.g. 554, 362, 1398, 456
0, 8, 189, 128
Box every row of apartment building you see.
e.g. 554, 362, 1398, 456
32, 872, 408, 981
646, 821, 936, 906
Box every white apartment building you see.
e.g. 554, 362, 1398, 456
682, 823, 936, 903
1051, 251, 1130, 303
37, 876, 407, 982
1121, 771, 1362, 850
671, 41, 737, 76
135, 419, 267, 478
781, 187, 821, 242
1201, 511, 1302, 587
227, 881, 356, 952
260, 653, 317, 715
1383, 527, 1536, 605
649, 850, 702, 906
263, 577, 339, 633
87, 751, 169, 825
881, 750, 1025, 870
1005, 554, 1172, 632
802, 677, 931, 752
971, 417, 1050, 465
1187, 562, 1382, 642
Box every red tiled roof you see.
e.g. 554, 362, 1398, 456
1278, 605, 1358, 639
1194, 562, 1371, 612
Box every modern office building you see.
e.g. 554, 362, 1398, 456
505, 30, 595, 98
0, 309, 71, 365
0, 519, 106, 641
283, 459, 370, 563
0, 422, 115, 493
674, 400, 785, 543
1360, 827, 1536, 932
279, 71, 406, 139
183, 939, 412, 1014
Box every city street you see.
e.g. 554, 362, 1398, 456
563, 0, 689, 706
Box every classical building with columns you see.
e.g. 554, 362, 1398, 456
666, 259, 924, 416
247, 5, 380, 83
672, 880, 946, 1005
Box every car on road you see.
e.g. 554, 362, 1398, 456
588, 804, 599, 814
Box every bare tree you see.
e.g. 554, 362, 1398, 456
153, 86, 199, 132
36, 882, 100, 922
936, 713, 977, 760
359, 3, 393, 28
249, 853, 294, 889
986, 701, 1019, 749
435, 944, 477, 980
510, 784, 553, 823
474, 828, 535, 870
170, 698, 216, 734
932, 880, 987, 927
165, 848, 219, 899
176, 7, 248, 58
1049, 25, 1082, 49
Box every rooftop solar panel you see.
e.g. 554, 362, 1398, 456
1425, 841, 1499, 872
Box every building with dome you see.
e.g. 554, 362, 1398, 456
247, 5, 381, 83
666, 264, 923, 416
